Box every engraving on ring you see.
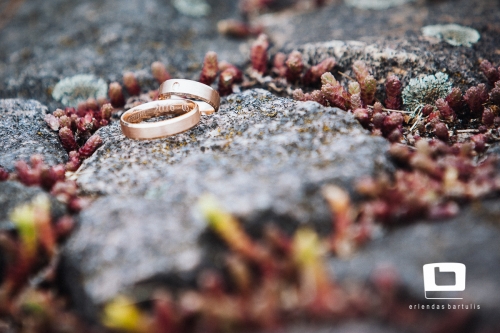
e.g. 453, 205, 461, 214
172, 82, 180, 91
126, 97, 193, 124
128, 110, 148, 123
153, 103, 187, 113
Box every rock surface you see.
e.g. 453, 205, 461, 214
264, 0, 500, 47
0, 0, 242, 109
63, 89, 392, 318
329, 199, 500, 331
76, 89, 391, 224
60, 195, 202, 322
0, 99, 68, 171
2, 0, 499, 110
263, 321, 406, 333
0, 181, 67, 229
0, 180, 67, 283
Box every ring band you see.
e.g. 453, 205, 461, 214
158, 79, 220, 115
120, 100, 201, 140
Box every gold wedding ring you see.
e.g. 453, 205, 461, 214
158, 79, 220, 115
120, 99, 200, 140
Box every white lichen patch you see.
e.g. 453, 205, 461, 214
173, 0, 210, 17
403, 72, 452, 114
364, 44, 420, 64
298, 40, 422, 69
422, 24, 480, 47
52, 74, 108, 107
345, 0, 415, 10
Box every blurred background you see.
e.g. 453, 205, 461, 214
1, 0, 499, 110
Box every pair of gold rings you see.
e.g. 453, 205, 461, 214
120, 79, 221, 140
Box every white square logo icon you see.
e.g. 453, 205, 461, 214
423, 263, 466, 299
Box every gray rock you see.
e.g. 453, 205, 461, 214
63, 89, 392, 319
0, 181, 67, 229
329, 199, 500, 330
265, 0, 499, 55
0, 99, 67, 172
264, 0, 500, 93
0, 0, 243, 109
286, 38, 487, 96
2, 0, 499, 110
76, 89, 392, 227
0, 180, 67, 283
60, 195, 203, 322
486, 142, 500, 162
270, 321, 407, 333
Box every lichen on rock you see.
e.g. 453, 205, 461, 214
172, 0, 211, 17
52, 74, 108, 107
344, 0, 415, 10
402, 72, 452, 114
421, 24, 480, 47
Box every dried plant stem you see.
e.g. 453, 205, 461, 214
409, 105, 424, 132
367, 105, 412, 114
338, 71, 356, 82
456, 129, 480, 133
